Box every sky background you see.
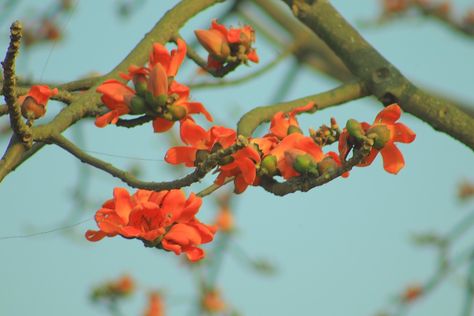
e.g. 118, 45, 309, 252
1, 0, 474, 316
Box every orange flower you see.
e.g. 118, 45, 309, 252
338, 104, 415, 174
269, 102, 314, 139
18, 85, 58, 119
215, 145, 261, 194
165, 119, 236, 167
144, 292, 165, 316
85, 188, 216, 262
268, 133, 324, 179
195, 19, 258, 70
201, 289, 226, 313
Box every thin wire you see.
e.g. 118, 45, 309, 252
0, 217, 92, 241
82, 149, 166, 162
39, 0, 79, 81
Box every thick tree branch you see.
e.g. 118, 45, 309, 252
282, 0, 474, 151
237, 80, 368, 137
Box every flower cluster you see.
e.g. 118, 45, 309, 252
95, 39, 212, 132
85, 188, 216, 262
195, 19, 259, 71
87, 20, 416, 264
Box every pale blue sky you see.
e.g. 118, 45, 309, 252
1, 1, 473, 316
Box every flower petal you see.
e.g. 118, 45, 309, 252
165, 147, 197, 167
374, 104, 401, 124
380, 142, 405, 174
180, 119, 208, 147
393, 122, 416, 143
152, 117, 175, 133
186, 102, 213, 122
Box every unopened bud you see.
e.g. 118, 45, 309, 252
346, 119, 365, 141
194, 29, 230, 60
145, 92, 167, 111
366, 125, 391, 149
128, 96, 147, 114
293, 154, 319, 176
260, 155, 278, 177
287, 125, 303, 135
317, 157, 338, 175
21, 97, 46, 120
168, 105, 187, 120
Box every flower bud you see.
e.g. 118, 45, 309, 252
20, 97, 46, 120
194, 29, 230, 60
366, 125, 391, 149
128, 95, 147, 114
346, 119, 365, 141
287, 125, 303, 135
260, 155, 277, 177
195, 150, 210, 165
317, 157, 338, 175
293, 154, 319, 176
145, 91, 167, 111
168, 105, 187, 121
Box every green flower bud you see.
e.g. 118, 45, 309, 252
218, 155, 234, 166
145, 92, 167, 111
293, 154, 319, 176
260, 155, 278, 177
287, 125, 303, 135
168, 105, 187, 121
128, 96, 147, 114
346, 119, 365, 141
367, 125, 391, 149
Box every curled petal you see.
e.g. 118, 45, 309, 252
95, 108, 129, 127
149, 43, 170, 68
184, 246, 205, 262
247, 49, 259, 63
85, 230, 107, 242
179, 193, 203, 222
168, 38, 187, 77
374, 104, 401, 124
186, 102, 213, 122
234, 174, 250, 194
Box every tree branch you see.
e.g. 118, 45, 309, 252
1, 21, 31, 146
282, 0, 474, 151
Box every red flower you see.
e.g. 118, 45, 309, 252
165, 119, 236, 167
215, 145, 261, 194
85, 188, 216, 262
269, 102, 314, 139
18, 85, 58, 119
195, 19, 259, 70
338, 104, 416, 174
149, 39, 187, 77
